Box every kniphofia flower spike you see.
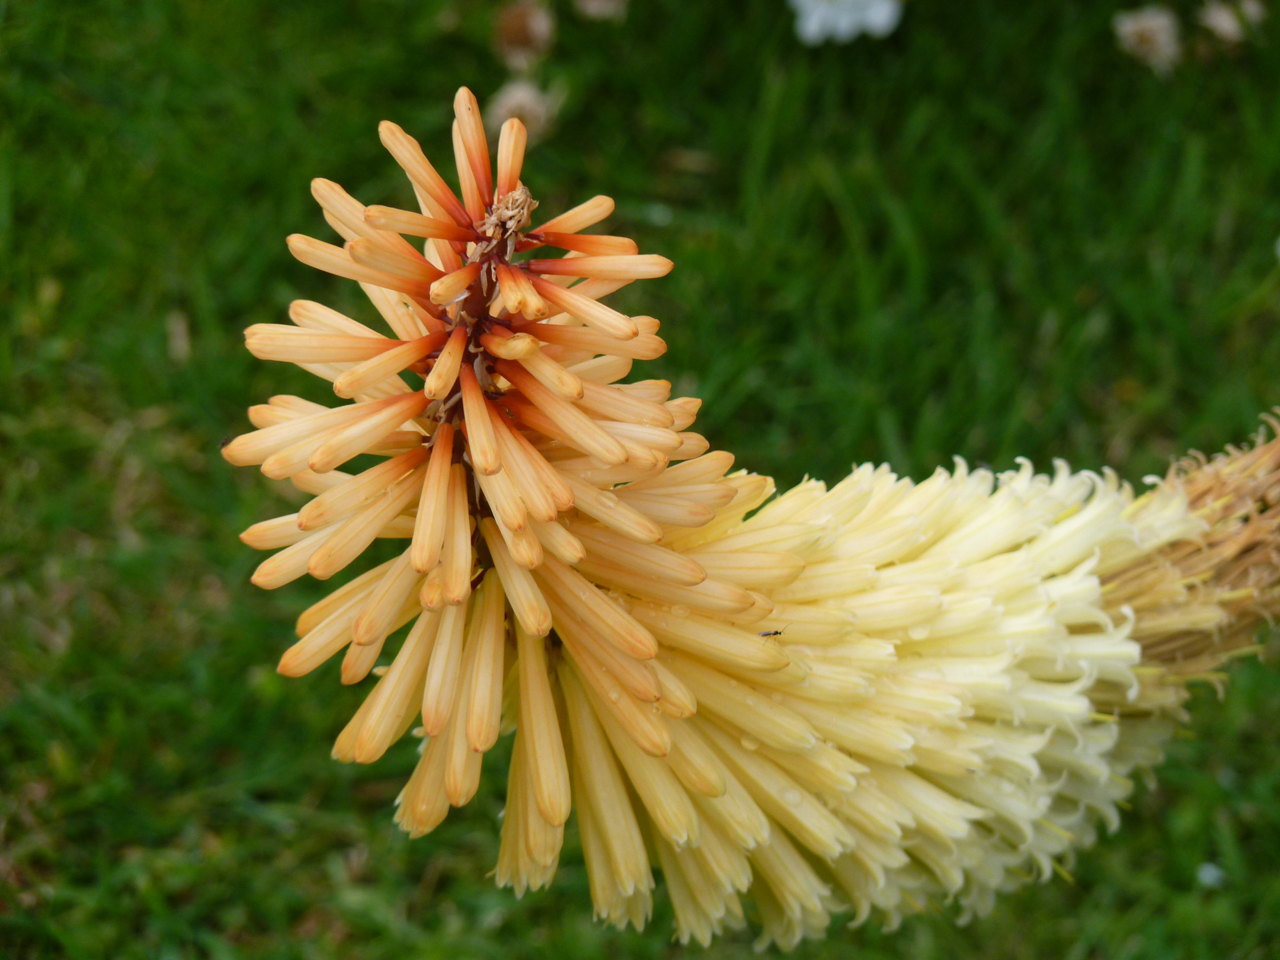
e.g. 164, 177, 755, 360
224, 87, 1280, 949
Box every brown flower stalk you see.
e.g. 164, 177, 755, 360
1100, 419, 1280, 711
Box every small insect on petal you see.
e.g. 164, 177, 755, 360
629, 606, 792, 673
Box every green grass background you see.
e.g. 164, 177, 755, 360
3, 0, 1280, 956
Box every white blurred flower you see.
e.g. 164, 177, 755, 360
1196, 862, 1228, 888
1239, 0, 1267, 24
1114, 6, 1182, 75
165, 311, 191, 365
573, 0, 628, 20
486, 79, 566, 143
494, 1, 556, 73
1199, 1, 1245, 42
788, 0, 903, 45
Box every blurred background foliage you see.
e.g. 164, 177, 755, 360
2, 0, 1279, 957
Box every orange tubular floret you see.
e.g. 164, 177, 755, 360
459, 364, 502, 476
348, 237, 445, 285
334, 332, 448, 399
534, 232, 639, 256
479, 327, 539, 360
526, 275, 638, 339
453, 87, 494, 206
508, 268, 549, 319
411, 422, 456, 573
452, 121, 486, 224
430, 262, 483, 305
496, 361, 628, 466
377, 121, 472, 228
286, 234, 437, 301
364, 205, 478, 243
496, 118, 528, 200
423, 324, 468, 400
527, 254, 674, 281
